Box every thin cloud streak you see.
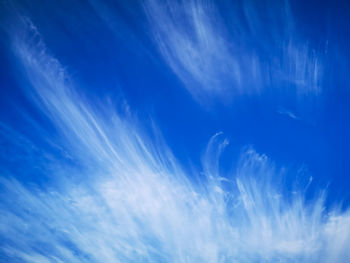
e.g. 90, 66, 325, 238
0, 23, 349, 262
143, 0, 324, 103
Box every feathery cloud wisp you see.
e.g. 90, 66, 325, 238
143, 0, 323, 103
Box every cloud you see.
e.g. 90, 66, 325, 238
143, 0, 324, 104
0, 22, 349, 262
277, 108, 300, 120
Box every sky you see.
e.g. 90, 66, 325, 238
0, 0, 350, 262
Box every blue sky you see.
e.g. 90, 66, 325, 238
0, 0, 350, 262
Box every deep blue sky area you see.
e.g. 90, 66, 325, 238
1, 0, 350, 206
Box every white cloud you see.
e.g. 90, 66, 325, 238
277, 108, 299, 120
0, 23, 348, 262
143, 0, 324, 104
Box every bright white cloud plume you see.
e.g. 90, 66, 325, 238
143, 0, 324, 103
0, 22, 349, 262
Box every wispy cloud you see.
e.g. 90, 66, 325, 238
143, 0, 324, 103
0, 22, 349, 262
277, 108, 300, 120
